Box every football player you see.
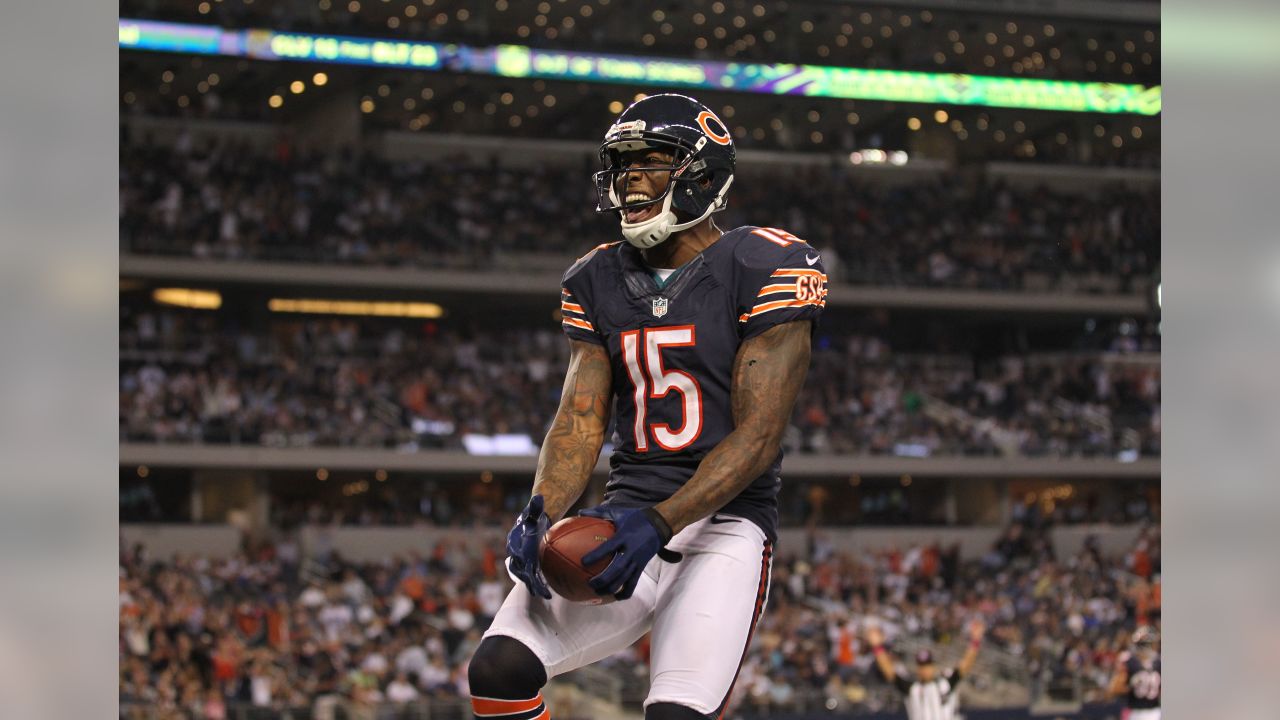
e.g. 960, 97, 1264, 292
1109, 626, 1161, 719
467, 93, 828, 720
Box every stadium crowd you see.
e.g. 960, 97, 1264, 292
118, 518, 1158, 719
119, 308, 1161, 458
119, 135, 1159, 294
732, 521, 1160, 715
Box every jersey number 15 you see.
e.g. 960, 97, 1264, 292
620, 326, 703, 452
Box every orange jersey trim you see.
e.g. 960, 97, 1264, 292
770, 268, 827, 280
563, 317, 596, 332
756, 282, 796, 297
752, 227, 806, 247
739, 298, 825, 322
561, 301, 586, 314
751, 228, 792, 247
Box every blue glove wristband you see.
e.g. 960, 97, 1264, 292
579, 504, 682, 600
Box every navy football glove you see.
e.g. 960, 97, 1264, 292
579, 505, 683, 601
506, 494, 552, 600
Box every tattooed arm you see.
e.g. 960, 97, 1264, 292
531, 339, 614, 521
654, 321, 812, 535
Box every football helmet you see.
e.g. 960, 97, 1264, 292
594, 93, 736, 249
1132, 626, 1159, 649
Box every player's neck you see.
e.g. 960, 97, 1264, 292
641, 219, 721, 269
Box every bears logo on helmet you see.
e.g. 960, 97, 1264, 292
594, 94, 736, 249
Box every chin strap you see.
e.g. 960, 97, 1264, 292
620, 191, 679, 249
620, 174, 734, 249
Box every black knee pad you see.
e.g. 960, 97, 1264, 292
468, 635, 547, 699
645, 701, 711, 720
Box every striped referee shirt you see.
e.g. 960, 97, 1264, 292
894, 668, 962, 720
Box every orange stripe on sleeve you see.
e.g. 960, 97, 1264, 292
770, 268, 827, 279
756, 283, 795, 297
563, 317, 596, 332
739, 298, 825, 322
561, 301, 586, 314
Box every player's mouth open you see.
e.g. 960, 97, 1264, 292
624, 193, 659, 223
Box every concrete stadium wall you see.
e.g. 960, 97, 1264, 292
297, 525, 508, 563
120, 524, 243, 559
775, 526, 1005, 560
773, 523, 1145, 560
119, 523, 1148, 564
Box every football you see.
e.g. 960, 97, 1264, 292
539, 516, 616, 604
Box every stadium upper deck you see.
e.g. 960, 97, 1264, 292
119, 128, 1158, 293
121, 0, 1159, 85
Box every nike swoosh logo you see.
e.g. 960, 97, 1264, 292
708, 515, 740, 525
805, 254, 820, 266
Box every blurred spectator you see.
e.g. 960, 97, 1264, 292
119, 138, 1159, 294
118, 521, 1158, 717
120, 307, 1160, 458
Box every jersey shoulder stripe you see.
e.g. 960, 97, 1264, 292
771, 268, 827, 279
751, 226, 807, 247
723, 225, 828, 326
730, 226, 817, 268
560, 242, 621, 341
563, 316, 595, 332
559, 289, 596, 332
756, 283, 796, 297
559, 289, 588, 316
738, 298, 826, 323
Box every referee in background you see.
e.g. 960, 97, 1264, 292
865, 620, 985, 720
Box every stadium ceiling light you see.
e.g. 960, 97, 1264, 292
267, 298, 445, 318
153, 287, 222, 310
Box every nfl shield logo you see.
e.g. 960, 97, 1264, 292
651, 297, 669, 318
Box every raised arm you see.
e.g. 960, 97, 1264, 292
864, 624, 899, 683
654, 320, 812, 535
956, 619, 985, 678
531, 339, 614, 520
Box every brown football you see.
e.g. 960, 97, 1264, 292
539, 516, 616, 604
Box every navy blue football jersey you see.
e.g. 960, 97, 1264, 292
558, 226, 827, 542
1123, 654, 1160, 709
